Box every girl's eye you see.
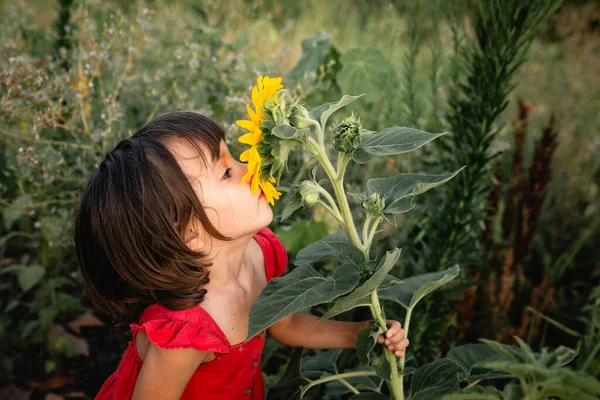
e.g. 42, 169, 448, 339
222, 168, 232, 180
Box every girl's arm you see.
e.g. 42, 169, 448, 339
268, 313, 409, 357
268, 313, 368, 349
131, 342, 213, 400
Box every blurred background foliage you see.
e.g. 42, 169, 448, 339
0, 0, 598, 398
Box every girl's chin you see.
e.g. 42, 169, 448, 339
259, 205, 274, 226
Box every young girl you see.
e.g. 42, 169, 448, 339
74, 111, 409, 399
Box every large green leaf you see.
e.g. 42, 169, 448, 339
294, 230, 365, 267
267, 347, 307, 400
271, 124, 310, 143
338, 48, 392, 102
378, 265, 460, 310
308, 94, 364, 130
441, 386, 504, 400
446, 344, 511, 382
410, 358, 466, 400
352, 127, 447, 164
300, 349, 341, 380
371, 357, 392, 381
275, 220, 329, 254
356, 324, 383, 366
478, 339, 531, 363
322, 248, 402, 319
247, 263, 361, 339
366, 169, 464, 215
287, 31, 336, 83
325, 372, 380, 398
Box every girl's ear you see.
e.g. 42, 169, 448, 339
184, 231, 200, 245
174, 221, 204, 249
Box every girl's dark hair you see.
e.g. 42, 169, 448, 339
73, 111, 231, 331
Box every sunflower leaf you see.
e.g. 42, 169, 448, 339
378, 265, 460, 311
352, 127, 447, 164
294, 230, 365, 267
441, 386, 504, 400
337, 48, 393, 103
410, 358, 467, 400
308, 94, 365, 131
247, 263, 361, 339
366, 168, 464, 215
287, 31, 336, 84
322, 248, 402, 319
280, 186, 303, 222
356, 324, 384, 366
271, 124, 310, 143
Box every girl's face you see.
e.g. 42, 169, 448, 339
167, 138, 273, 245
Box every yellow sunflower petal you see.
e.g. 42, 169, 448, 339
239, 130, 262, 145
246, 104, 259, 125
259, 180, 282, 205
250, 171, 261, 194
241, 169, 253, 185
235, 119, 258, 132
240, 148, 253, 162
251, 86, 260, 113
237, 75, 285, 204
247, 146, 261, 163
241, 157, 259, 184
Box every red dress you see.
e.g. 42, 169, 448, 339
95, 227, 288, 400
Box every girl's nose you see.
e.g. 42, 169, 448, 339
238, 161, 250, 184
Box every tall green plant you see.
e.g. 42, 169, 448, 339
239, 79, 468, 398
411, 0, 565, 273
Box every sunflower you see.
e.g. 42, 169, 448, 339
235, 76, 285, 205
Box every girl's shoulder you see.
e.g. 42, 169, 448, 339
128, 228, 287, 352
131, 304, 230, 353
253, 227, 288, 282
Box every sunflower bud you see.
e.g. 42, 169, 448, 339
263, 94, 280, 115
299, 180, 321, 207
332, 112, 363, 154
289, 104, 315, 130
361, 193, 385, 218
271, 96, 292, 125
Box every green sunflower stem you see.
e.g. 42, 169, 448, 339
364, 216, 382, 252
306, 137, 362, 249
370, 290, 403, 400
397, 307, 412, 399
362, 216, 372, 249
307, 135, 403, 399
337, 152, 351, 179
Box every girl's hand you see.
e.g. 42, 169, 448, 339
377, 320, 409, 358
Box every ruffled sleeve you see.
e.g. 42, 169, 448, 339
254, 227, 288, 282
131, 306, 230, 354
